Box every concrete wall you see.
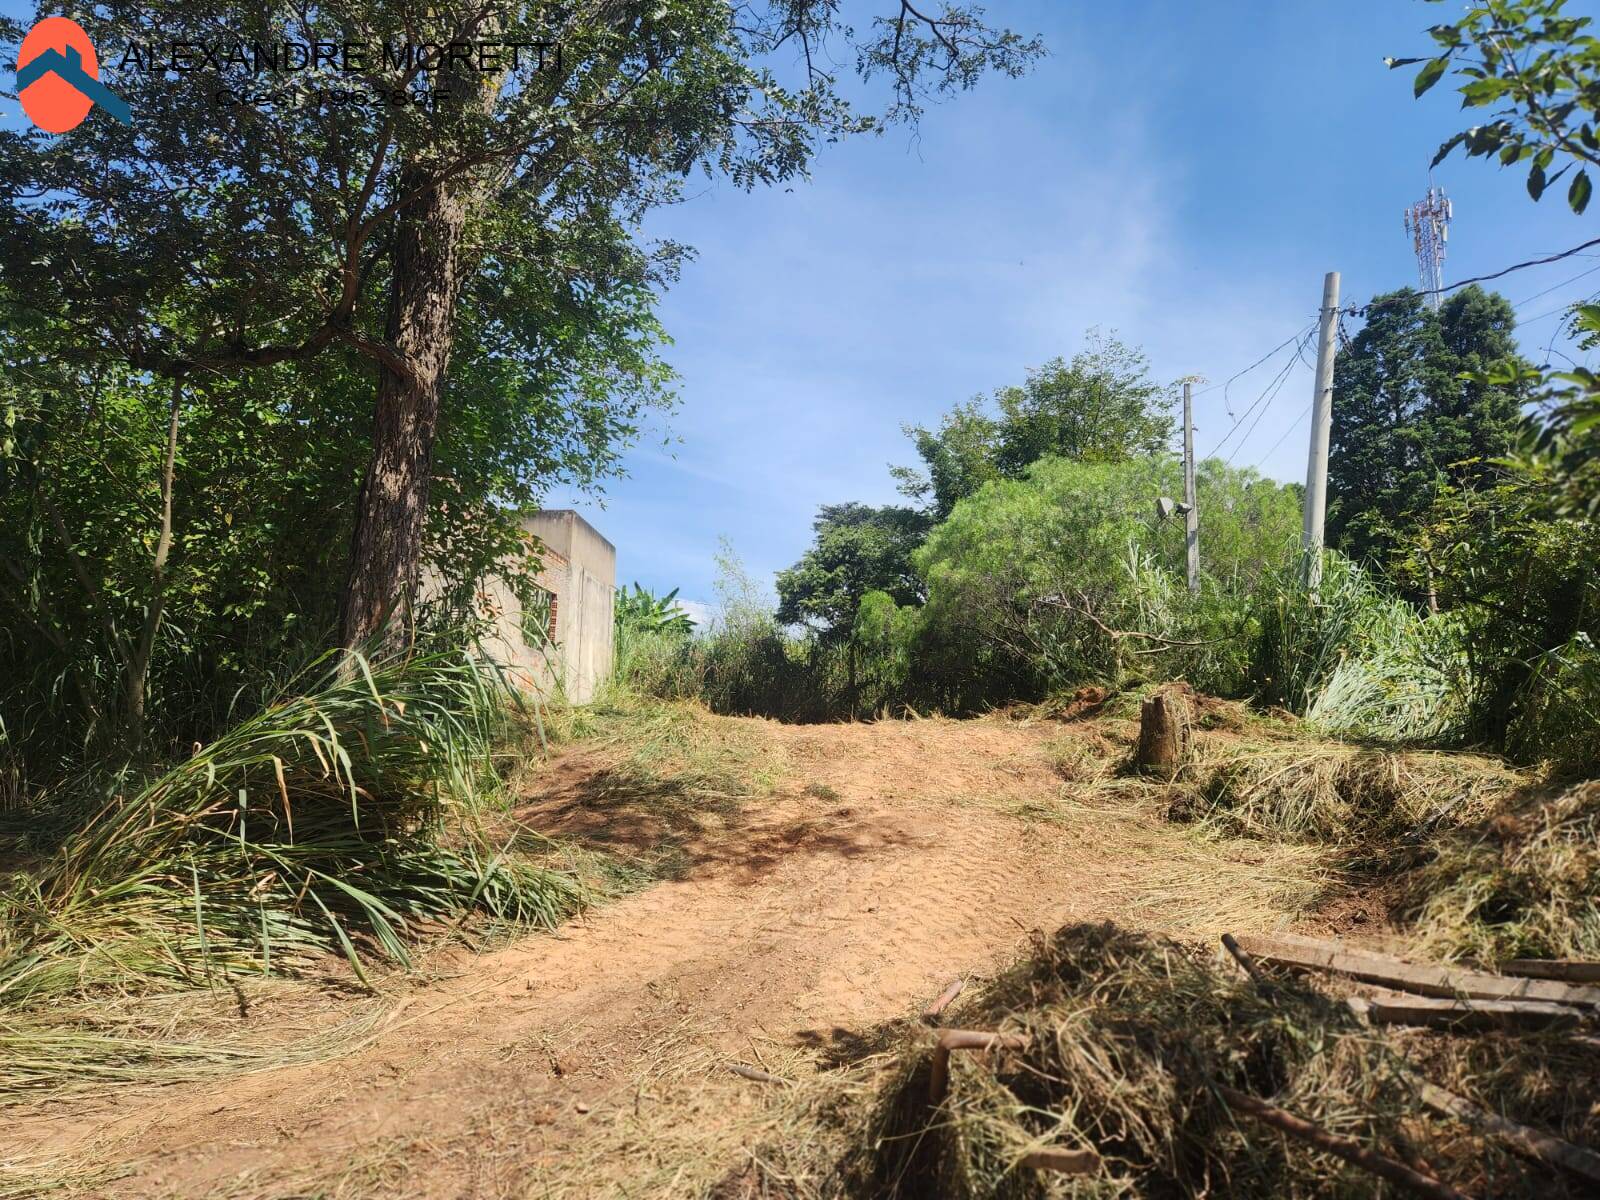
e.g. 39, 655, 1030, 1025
422, 510, 615, 705
520, 510, 616, 705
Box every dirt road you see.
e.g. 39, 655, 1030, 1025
7, 710, 1329, 1198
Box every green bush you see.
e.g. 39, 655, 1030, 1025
911, 455, 1300, 703
1249, 550, 1470, 744
1405, 473, 1600, 774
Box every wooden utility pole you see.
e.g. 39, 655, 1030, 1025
1182, 380, 1199, 594
1302, 271, 1340, 590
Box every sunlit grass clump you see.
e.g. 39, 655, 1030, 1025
0, 648, 586, 1008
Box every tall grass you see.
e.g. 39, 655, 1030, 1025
0, 647, 586, 1007
1251, 550, 1469, 743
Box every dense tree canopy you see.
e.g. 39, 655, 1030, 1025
774, 503, 929, 637
893, 332, 1173, 519
0, 0, 1041, 770
0, 0, 1043, 656
1328, 286, 1527, 570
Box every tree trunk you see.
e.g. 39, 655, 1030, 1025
1136, 688, 1191, 778
340, 168, 471, 652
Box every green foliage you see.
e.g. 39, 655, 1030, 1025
893, 333, 1174, 520
775, 504, 929, 637
1402, 470, 1600, 774
851, 589, 923, 711
1393, 0, 1600, 214
1393, 1, 1600, 520
1329, 286, 1527, 571
0, 301, 665, 784
616, 583, 696, 638
613, 584, 701, 701
1486, 307, 1600, 519
914, 456, 1300, 703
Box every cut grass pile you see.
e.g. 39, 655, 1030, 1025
837, 922, 1594, 1199
1182, 740, 1519, 848
1404, 780, 1600, 962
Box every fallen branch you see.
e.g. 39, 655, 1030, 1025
1017, 1146, 1100, 1175
1234, 933, 1600, 1008
921, 978, 965, 1025
927, 1028, 1028, 1105
1420, 1083, 1600, 1187
1221, 933, 1269, 987
1215, 1085, 1471, 1200
728, 1063, 789, 1085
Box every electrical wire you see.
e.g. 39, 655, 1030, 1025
1348, 234, 1600, 317
1251, 403, 1313, 473
1193, 321, 1319, 418
1226, 346, 1303, 466
1510, 262, 1600, 309
1202, 330, 1315, 462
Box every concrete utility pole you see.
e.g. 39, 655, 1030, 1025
1302, 271, 1341, 589
1182, 380, 1199, 594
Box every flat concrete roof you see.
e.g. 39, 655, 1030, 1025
526, 508, 616, 553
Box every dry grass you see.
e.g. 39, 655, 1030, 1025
1180, 740, 1520, 848
813, 922, 1595, 1199
1403, 780, 1600, 962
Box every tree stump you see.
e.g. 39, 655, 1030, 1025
1137, 689, 1191, 778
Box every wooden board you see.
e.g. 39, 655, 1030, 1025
1233, 933, 1600, 1008
1500, 959, 1600, 983
1352, 990, 1584, 1032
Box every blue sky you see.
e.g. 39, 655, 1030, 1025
541, 0, 1600, 621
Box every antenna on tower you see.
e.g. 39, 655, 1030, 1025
1404, 184, 1453, 309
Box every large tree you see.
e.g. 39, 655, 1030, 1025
893, 332, 1173, 519
775, 502, 929, 637
1, 1, 1041, 653
1328, 285, 1527, 570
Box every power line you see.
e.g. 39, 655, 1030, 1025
1226, 346, 1302, 466
1193, 321, 1319, 413
1510, 262, 1600, 309
1348, 234, 1600, 317
1202, 331, 1312, 462
1251, 402, 1312, 472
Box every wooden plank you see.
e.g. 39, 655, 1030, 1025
1500, 959, 1600, 984
1233, 933, 1600, 1008
1358, 990, 1583, 1032
1421, 1084, 1600, 1187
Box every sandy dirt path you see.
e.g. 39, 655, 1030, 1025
6, 712, 1327, 1199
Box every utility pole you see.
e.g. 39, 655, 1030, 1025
1182, 380, 1198, 594
1302, 271, 1341, 590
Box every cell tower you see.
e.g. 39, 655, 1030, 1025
1404, 185, 1453, 309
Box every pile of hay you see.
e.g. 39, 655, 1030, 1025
1183, 742, 1518, 848
842, 923, 1590, 1199
1404, 781, 1600, 962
